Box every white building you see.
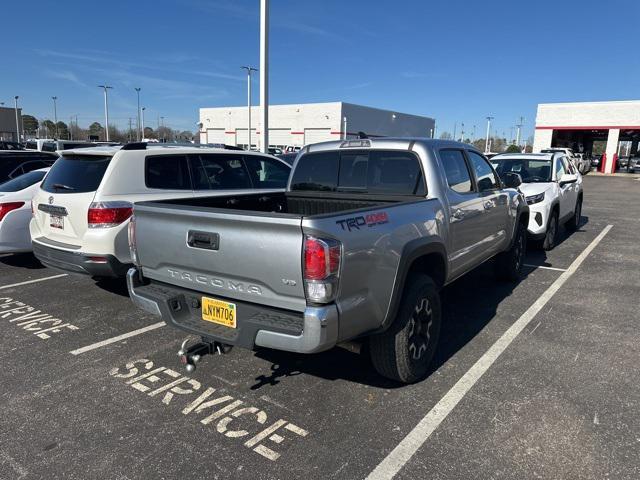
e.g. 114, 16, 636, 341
199, 102, 435, 150
533, 100, 640, 173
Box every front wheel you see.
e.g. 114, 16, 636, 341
495, 221, 526, 281
369, 275, 441, 383
543, 210, 559, 251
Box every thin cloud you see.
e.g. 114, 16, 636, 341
44, 70, 89, 88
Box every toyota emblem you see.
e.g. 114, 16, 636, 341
48, 196, 54, 205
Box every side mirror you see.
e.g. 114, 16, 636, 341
559, 173, 578, 186
502, 172, 522, 188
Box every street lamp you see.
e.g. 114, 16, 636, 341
135, 87, 141, 141
98, 85, 113, 141
241, 66, 258, 150
485, 116, 494, 153
160, 116, 165, 141
141, 107, 146, 140
52, 96, 58, 138
14, 96, 20, 142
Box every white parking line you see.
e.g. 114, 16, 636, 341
69, 322, 166, 355
523, 264, 567, 272
366, 224, 613, 480
0, 274, 68, 290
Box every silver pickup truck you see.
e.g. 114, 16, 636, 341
127, 138, 528, 383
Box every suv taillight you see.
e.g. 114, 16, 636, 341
88, 201, 133, 228
127, 215, 139, 266
303, 236, 341, 304
0, 202, 25, 221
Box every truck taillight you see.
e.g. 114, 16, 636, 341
0, 202, 25, 221
88, 201, 133, 228
127, 215, 140, 266
303, 236, 341, 304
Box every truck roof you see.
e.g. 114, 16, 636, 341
59, 144, 280, 158
303, 137, 482, 153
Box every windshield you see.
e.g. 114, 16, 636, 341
0, 170, 47, 192
41, 155, 112, 193
491, 158, 553, 183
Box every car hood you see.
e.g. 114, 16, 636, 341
519, 183, 552, 197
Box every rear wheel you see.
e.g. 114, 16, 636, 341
567, 197, 582, 232
369, 275, 441, 384
543, 210, 558, 251
495, 221, 526, 281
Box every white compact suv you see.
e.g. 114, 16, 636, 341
29, 144, 291, 277
491, 152, 583, 250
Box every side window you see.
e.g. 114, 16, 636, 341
555, 157, 566, 179
9, 165, 25, 178
468, 151, 499, 191
145, 155, 191, 190
368, 151, 425, 195
290, 152, 339, 192
190, 154, 252, 190
244, 156, 290, 189
441, 149, 473, 194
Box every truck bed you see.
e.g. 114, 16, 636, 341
143, 191, 404, 217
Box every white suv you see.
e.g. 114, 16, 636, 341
29, 144, 291, 277
491, 152, 583, 250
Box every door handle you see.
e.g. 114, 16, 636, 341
483, 201, 494, 210
452, 209, 465, 219
187, 230, 220, 250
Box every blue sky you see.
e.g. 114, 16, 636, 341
1, 0, 637, 139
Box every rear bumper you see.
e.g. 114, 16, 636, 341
32, 241, 131, 278
127, 268, 339, 354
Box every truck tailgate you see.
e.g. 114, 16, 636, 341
134, 204, 306, 312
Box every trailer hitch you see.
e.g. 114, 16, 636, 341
177, 337, 233, 373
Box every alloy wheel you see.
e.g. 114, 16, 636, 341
407, 298, 433, 360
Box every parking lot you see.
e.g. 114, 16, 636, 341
0, 174, 637, 479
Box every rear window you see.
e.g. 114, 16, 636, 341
41, 155, 111, 193
290, 150, 425, 195
244, 156, 291, 189
0, 170, 47, 192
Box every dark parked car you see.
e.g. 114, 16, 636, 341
0, 141, 24, 150
0, 150, 58, 183
277, 152, 298, 165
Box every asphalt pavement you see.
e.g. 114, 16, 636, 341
0, 175, 637, 480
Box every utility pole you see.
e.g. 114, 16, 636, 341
515, 116, 525, 147
70, 116, 73, 140
259, 0, 269, 153
52, 96, 58, 138
241, 66, 258, 150
128, 118, 134, 142
460, 122, 465, 142
98, 85, 113, 141
472, 124, 476, 141
14, 96, 20, 142
160, 116, 165, 141
485, 116, 494, 153
141, 107, 146, 139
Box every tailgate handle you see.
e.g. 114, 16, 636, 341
187, 231, 219, 250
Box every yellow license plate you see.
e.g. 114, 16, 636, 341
201, 296, 236, 328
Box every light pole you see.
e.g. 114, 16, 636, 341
485, 116, 494, 153
141, 107, 146, 139
98, 85, 113, 141
343, 117, 348, 140
259, 0, 269, 153
241, 66, 258, 150
135, 87, 141, 141
14, 96, 20, 142
460, 122, 465, 142
52, 96, 58, 138
160, 116, 165, 141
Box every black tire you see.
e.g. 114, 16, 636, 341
566, 197, 582, 232
495, 221, 526, 281
369, 275, 441, 383
543, 210, 558, 251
